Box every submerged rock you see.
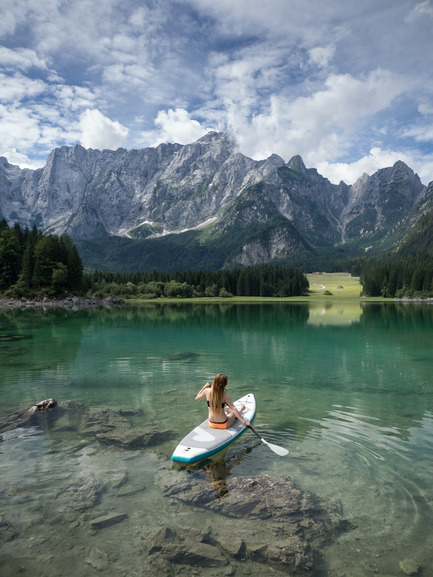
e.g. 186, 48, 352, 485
85, 547, 111, 571
59, 473, 104, 511
145, 526, 229, 570
108, 471, 128, 489
399, 558, 421, 575
0, 400, 174, 453
165, 351, 200, 362
48, 400, 84, 432
96, 427, 177, 448
143, 472, 350, 575
0, 518, 17, 542
90, 512, 128, 530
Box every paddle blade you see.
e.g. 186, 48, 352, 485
247, 425, 289, 456
261, 438, 289, 456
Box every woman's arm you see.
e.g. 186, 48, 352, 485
195, 382, 211, 401
225, 393, 250, 426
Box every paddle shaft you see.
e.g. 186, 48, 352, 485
247, 424, 263, 441
246, 424, 289, 456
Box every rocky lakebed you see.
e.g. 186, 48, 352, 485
0, 400, 352, 577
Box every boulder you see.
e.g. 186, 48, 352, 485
28, 399, 57, 412
144, 472, 350, 575
90, 513, 128, 530
399, 559, 421, 575
0, 399, 59, 433
59, 473, 104, 511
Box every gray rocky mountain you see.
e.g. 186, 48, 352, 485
0, 132, 285, 239
0, 132, 431, 270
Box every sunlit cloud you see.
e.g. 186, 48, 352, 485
79, 109, 129, 150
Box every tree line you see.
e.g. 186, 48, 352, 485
0, 221, 309, 299
90, 264, 310, 298
0, 219, 84, 297
7, 218, 432, 300
360, 255, 433, 298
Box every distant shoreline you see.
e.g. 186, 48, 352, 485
0, 296, 124, 309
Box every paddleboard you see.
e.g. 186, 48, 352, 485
171, 393, 256, 464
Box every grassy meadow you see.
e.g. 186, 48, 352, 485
305, 272, 362, 300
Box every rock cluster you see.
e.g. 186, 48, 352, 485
0, 296, 124, 309
142, 472, 350, 576
0, 400, 176, 452
0, 398, 354, 576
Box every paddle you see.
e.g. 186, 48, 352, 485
246, 424, 289, 456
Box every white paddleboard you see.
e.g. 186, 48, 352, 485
171, 393, 256, 464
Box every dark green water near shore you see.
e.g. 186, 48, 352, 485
1, 301, 433, 576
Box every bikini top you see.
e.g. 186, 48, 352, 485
207, 401, 226, 408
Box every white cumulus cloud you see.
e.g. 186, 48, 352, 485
152, 108, 210, 145
79, 109, 129, 150
223, 69, 404, 166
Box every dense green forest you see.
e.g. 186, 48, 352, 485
360, 255, 433, 297
90, 265, 309, 298
0, 221, 309, 299
0, 220, 85, 297
2, 219, 433, 300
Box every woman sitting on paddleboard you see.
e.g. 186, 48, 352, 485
195, 373, 250, 430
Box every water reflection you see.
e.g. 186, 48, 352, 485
126, 301, 311, 331
307, 301, 362, 326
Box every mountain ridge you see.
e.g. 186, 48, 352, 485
0, 132, 432, 271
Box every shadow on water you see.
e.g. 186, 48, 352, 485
172, 444, 256, 499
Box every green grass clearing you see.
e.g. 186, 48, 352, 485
306, 272, 362, 299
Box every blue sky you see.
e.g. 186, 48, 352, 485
1, 0, 433, 184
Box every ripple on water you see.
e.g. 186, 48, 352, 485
299, 405, 414, 463
288, 404, 433, 576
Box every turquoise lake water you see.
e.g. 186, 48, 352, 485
1, 301, 433, 576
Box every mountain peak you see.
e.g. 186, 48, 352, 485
287, 155, 306, 172
393, 160, 412, 171
196, 131, 235, 146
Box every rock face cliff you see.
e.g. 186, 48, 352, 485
0, 133, 285, 239
0, 132, 431, 269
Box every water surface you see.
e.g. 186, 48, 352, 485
1, 301, 433, 576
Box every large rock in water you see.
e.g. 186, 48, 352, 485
0, 400, 176, 450
143, 472, 350, 576
0, 399, 58, 433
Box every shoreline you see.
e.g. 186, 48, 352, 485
0, 295, 125, 310
2, 294, 433, 311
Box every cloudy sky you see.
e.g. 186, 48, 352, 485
1, 0, 433, 184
